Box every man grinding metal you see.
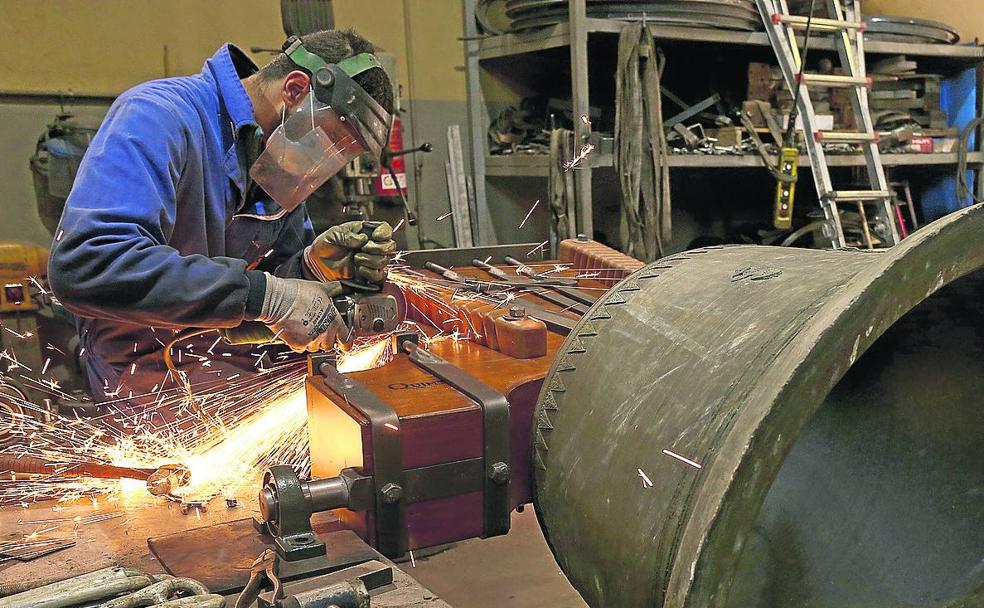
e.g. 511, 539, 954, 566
47, 30, 397, 404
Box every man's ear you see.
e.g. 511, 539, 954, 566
281, 70, 312, 108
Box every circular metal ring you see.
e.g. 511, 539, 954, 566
533, 205, 984, 607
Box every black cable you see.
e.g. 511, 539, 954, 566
784, 0, 818, 147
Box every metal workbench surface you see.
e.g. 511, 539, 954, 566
0, 495, 450, 607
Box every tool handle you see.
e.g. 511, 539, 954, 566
360, 220, 384, 236
339, 222, 388, 293
424, 261, 462, 283
502, 255, 523, 267
221, 322, 275, 345
471, 258, 509, 280
503, 255, 538, 278
503, 255, 530, 271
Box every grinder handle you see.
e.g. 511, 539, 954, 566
222, 297, 356, 348
338, 221, 386, 293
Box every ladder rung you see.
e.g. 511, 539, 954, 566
815, 131, 880, 143
798, 73, 872, 88
772, 13, 866, 32
827, 190, 892, 202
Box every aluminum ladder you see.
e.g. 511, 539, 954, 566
756, 0, 901, 249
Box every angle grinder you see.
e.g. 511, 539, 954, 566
331, 285, 406, 348
221, 285, 406, 352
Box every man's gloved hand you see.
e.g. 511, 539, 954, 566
303, 221, 396, 285
257, 273, 347, 352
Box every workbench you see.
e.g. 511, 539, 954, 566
0, 492, 450, 606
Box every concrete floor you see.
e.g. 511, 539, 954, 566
408, 509, 587, 608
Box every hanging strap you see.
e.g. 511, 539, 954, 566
549, 128, 576, 242
614, 23, 671, 262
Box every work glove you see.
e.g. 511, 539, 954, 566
303, 221, 396, 286
256, 273, 347, 352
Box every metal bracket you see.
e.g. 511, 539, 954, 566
258, 465, 326, 561
401, 337, 512, 537
317, 362, 407, 558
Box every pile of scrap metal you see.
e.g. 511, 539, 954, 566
476, 0, 761, 34
488, 98, 555, 156
0, 567, 223, 608
742, 54, 956, 157
869, 55, 950, 134
4, 550, 404, 607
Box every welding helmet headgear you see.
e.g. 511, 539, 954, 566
249, 37, 392, 212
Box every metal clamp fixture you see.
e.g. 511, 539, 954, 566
257, 466, 320, 560
258, 355, 405, 561
258, 336, 513, 559
398, 334, 512, 537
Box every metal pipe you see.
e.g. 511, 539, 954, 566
305, 476, 352, 513
0, 455, 154, 480
0, 567, 155, 608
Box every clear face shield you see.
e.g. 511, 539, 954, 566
250, 62, 392, 212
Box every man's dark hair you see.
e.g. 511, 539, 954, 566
259, 29, 394, 114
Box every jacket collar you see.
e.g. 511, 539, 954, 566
203, 45, 286, 217
205, 44, 258, 132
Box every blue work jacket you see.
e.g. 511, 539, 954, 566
48, 45, 314, 400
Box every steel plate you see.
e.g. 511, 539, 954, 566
509, 9, 759, 32
501, 0, 761, 32
864, 15, 960, 45
505, 0, 757, 19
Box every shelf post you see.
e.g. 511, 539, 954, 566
461, 0, 497, 245
976, 60, 984, 203
569, 0, 593, 237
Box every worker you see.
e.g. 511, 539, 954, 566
47, 30, 397, 405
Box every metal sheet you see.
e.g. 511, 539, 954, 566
499, 0, 761, 32
510, 11, 760, 32
864, 15, 960, 45
505, 0, 758, 20
148, 519, 383, 595
532, 204, 984, 607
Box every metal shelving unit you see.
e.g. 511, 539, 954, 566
476, 19, 984, 61
485, 152, 984, 176
462, 0, 984, 242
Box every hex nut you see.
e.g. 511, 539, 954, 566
380, 483, 403, 504
489, 462, 510, 485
